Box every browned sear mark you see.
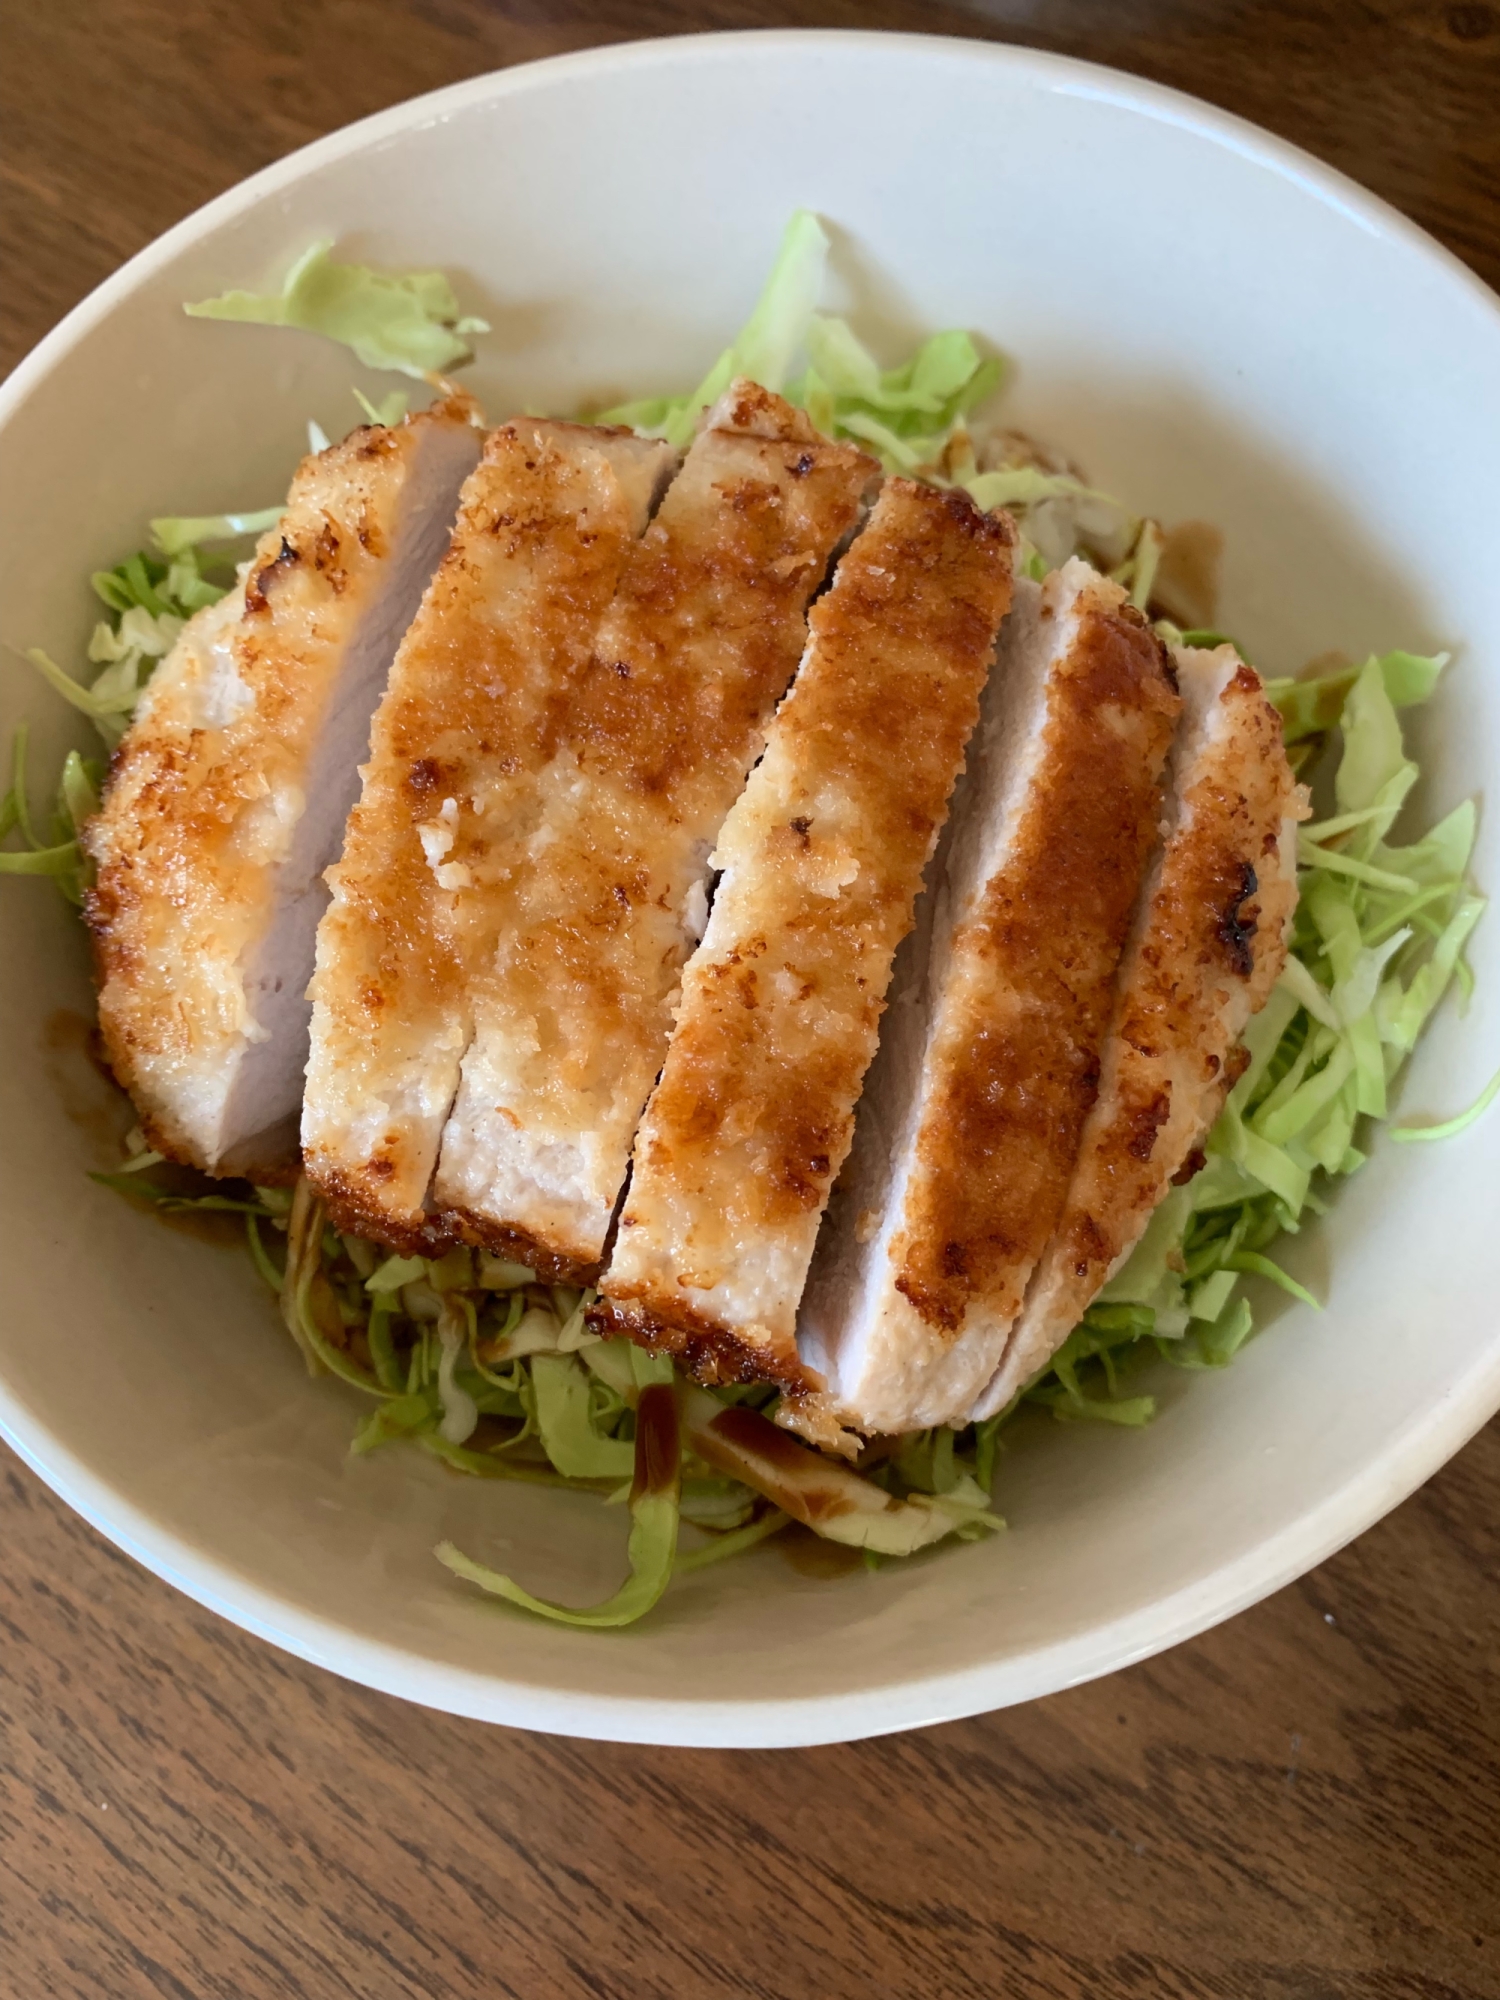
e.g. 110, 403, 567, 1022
1216, 861, 1260, 976
244, 537, 300, 614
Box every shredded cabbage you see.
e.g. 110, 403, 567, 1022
149, 507, 283, 557
530, 1352, 636, 1481
594, 211, 1146, 581
1264, 649, 1448, 744
185, 240, 489, 380
10, 220, 1492, 1630
1389, 1060, 1500, 1142
351, 387, 409, 428
594, 210, 1001, 474
1008, 647, 1488, 1420
0, 728, 101, 901
58, 635, 1491, 1627
435, 1371, 681, 1629
3, 513, 295, 894
596, 209, 832, 445
90, 1156, 995, 1620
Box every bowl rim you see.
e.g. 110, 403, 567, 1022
3, 27, 1498, 1748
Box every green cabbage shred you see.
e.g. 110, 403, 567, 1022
595, 209, 1136, 577
3, 519, 278, 896
1056, 647, 1488, 1424
185, 240, 489, 380
5, 218, 1491, 1630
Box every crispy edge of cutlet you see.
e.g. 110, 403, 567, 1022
443, 1204, 605, 1286
1000, 652, 1307, 1355
599, 484, 1017, 1385
589, 1292, 809, 1389
780, 568, 1182, 1449
315, 1172, 602, 1282
304, 421, 672, 1247
424, 387, 880, 1272
706, 377, 825, 443
82, 595, 247, 1169
886, 576, 1183, 1342
86, 410, 474, 1174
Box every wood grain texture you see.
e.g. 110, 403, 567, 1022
3, 1430, 1497, 1998
2, 4, 1498, 1995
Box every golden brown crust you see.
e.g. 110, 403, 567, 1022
600, 481, 1016, 1380
316, 1168, 598, 1282
540, 435, 880, 794
429, 386, 881, 1264
303, 419, 667, 1240
892, 592, 1182, 1337
588, 1294, 794, 1388
705, 379, 824, 445
86, 407, 475, 1174
313, 1167, 460, 1256
444, 1208, 603, 1287
85, 601, 245, 1165
1038, 655, 1304, 1303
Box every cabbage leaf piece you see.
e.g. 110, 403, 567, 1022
595, 209, 999, 473
790, 317, 1002, 474
0, 727, 102, 901
597, 208, 832, 446
1032, 643, 1487, 1410
1391, 1061, 1500, 1142
185, 240, 489, 379
437, 1367, 682, 1628
1263, 649, 1448, 744
594, 211, 1150, 580
681, 1386, 1000, 1554
149, 507, 283, 558
530, 1351, 636, 1481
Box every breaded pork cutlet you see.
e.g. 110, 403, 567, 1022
430, 382, 879, 1280
596, 482, 1016, 1389
86, 404, 480, 1179
302, 420, 676, 1248
791, 560, 1181, 1446
971, 643, 1307, 1418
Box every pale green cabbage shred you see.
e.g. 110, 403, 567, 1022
3, 219, 1490, 1629
185, 240, 489, 379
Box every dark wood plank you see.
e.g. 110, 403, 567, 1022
2, 4, 1498, 1995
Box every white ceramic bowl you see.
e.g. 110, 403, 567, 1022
2, 31, 1497, 1748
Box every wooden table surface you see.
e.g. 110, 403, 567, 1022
3, 5, 1498, 1995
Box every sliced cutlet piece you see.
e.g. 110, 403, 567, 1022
431, 382, 879, 1280
302, 420, 676, 1248
790, 560, 1181, 1445
971, 644, 1308, 1417
596, 482, 1016, 1385
86, 403, 481, 1180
